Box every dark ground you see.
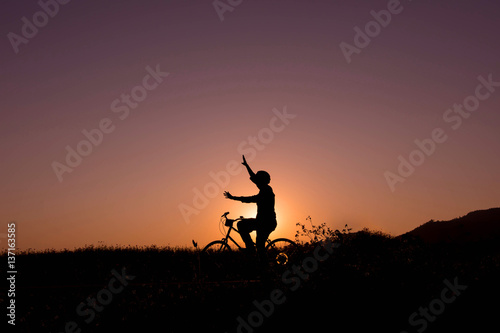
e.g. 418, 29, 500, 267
3, 230, 499, 333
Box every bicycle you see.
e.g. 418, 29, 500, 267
202, 212, 297, 266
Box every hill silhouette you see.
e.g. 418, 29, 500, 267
403, 207, 500, 243
3, 212, 499, 332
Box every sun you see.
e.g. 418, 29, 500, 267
240, 206, 257, 219
227, 200, 296, 239
274, 202, 298, 239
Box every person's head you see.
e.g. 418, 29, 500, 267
255, 170, 271, 185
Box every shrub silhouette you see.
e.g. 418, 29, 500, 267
3, 213, 499, 333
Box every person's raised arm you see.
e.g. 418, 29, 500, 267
241, 155, 255, 178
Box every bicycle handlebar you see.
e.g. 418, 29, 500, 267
221, 212, 245, 223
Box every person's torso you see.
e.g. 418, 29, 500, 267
255, 186, 276, 220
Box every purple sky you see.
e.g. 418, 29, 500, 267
1, 0, 499, 250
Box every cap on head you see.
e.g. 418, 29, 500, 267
255, 170, 271, 185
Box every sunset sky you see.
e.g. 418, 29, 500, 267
1, 0, 499, 250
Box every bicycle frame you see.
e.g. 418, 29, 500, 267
203, 212, 296, 265
221, 216, 272, 250
223, 222, 244, 250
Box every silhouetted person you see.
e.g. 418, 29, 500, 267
224, 156, 277, 258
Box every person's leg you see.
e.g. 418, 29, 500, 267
237, 219, 257, 250
256, 224, 274, 263
255, 228, 272, 253
255, 219, 277, 264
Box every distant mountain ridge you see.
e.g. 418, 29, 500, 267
403, 207, 500, 243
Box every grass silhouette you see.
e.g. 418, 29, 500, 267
3, 218, 499, 332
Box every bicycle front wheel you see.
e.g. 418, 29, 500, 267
200, 240, 231, 280
202, 240, 231, 253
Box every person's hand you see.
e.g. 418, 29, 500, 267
242, 155, 248, 166
223, 191, 234, 200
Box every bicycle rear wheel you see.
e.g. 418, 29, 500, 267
266, 238, 297, 266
